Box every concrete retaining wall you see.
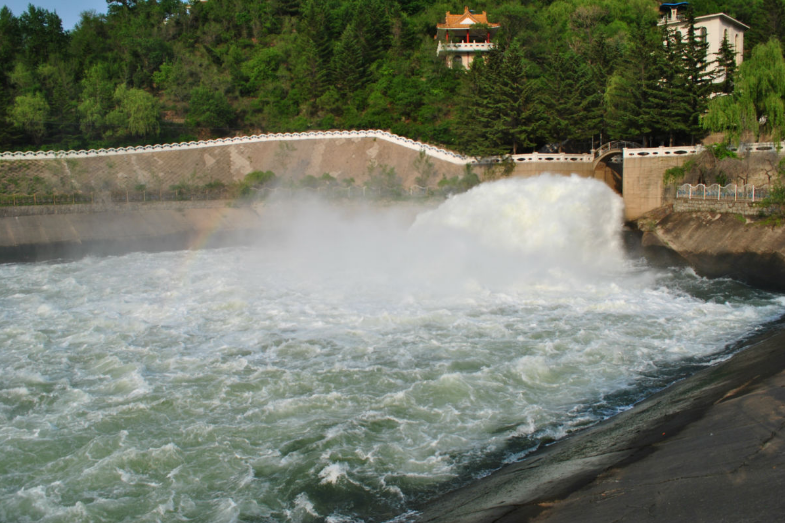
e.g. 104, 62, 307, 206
0, 203, 266, 262
673, 199, 763, 216
623, 155, 690, 221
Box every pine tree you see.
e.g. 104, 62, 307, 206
352, 0, 392, 65
580, 35, 621, 146
331, 22, 367, 93
649, 27, 691, 146
300, 0, 335, 94
455, 55, 494, 156
715, 33, 737, 95
747, 0, 785, 51
541, 50, 583, 151
682, 9, 714, 143
455, 45, 543, 156
604, 22, 659, 145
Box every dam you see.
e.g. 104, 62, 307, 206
0, 130, 706, 223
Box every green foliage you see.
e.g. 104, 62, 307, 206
239, 170, 277, 195
204, 180, 226, 190
764, 183, 785, 204
663, 160, 692, 186
437, 164, 481, 194
187, 86, 235, 129
456, 44, 544, 156
9, 92, 49, 144
704, 39, 785, 143
365, 162, 402, 198
413, 150, 437, 186
706, 142, 739, 161
715, 33, 738, 95
105, 84, 160, 139
0, 0, 764, 154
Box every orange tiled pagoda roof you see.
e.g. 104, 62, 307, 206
437, 6, 500, 29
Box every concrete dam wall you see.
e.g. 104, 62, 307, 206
0, 131, 599, 200
0, 130, 708, 262
0, 134, 463, 195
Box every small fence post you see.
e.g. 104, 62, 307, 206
34, 193, 36, 205
753, 186, 756, 202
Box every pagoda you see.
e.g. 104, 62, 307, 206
436, 6, 500, 69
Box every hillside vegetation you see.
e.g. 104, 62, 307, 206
0, 0, 782, 155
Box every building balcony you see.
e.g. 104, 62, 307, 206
437, 42, 496, 55
658, 14, 687, 25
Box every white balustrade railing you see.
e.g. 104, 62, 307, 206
437, 42, 495, 54
624, 142, 784, 158
5, 134, 781, 167
624, 145, 701, 158
509, 152, 592, 163
676, 183, 769, 202
0, 130, 470, 165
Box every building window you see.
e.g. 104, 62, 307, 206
452, 56, 463, 69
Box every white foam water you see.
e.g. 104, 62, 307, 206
0, 175, 783, 522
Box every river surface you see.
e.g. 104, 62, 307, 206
1, 176, 783, 522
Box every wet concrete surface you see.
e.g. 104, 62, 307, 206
417, 327, 785, 523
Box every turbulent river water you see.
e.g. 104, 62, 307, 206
1, 175, 784, 523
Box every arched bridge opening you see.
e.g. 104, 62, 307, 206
592, 141, 640, 195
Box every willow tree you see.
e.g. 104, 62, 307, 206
703, 39, 785, 144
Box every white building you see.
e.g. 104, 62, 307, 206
659, 2, 748, 81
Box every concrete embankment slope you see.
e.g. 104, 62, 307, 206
418, 324, 785, 523
0, 202, 265, 262
637, 206, 785, 291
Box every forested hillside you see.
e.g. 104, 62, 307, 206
0, 0, 782, 154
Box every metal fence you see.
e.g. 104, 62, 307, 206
0, 190, 234, 207
676, 183, 769, 202
0, 185, 436, 207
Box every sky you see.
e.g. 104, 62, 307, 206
2, 1, 108, 30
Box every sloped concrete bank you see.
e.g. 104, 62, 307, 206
0, 201, 266, 262
635, 205, 785, 292
418, 322, 785, 523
